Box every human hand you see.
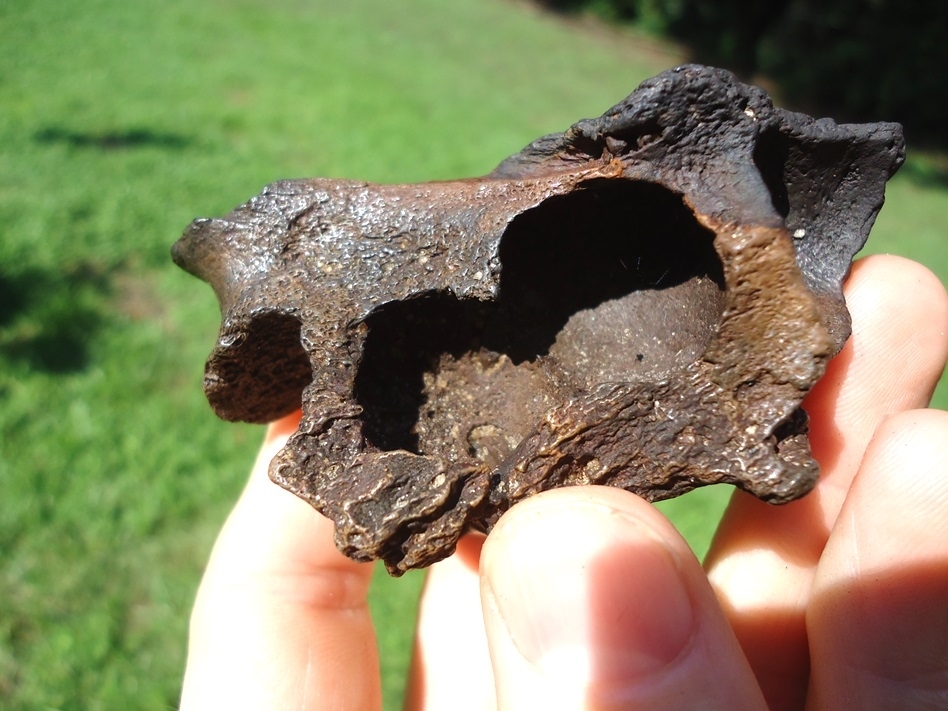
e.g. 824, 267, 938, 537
180, 254, 948, 710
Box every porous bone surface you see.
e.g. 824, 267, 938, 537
173, 65, 904, 574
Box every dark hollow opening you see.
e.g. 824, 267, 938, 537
753, 126, 792, 220
209, 311, 312, 423
354, 180, 724, 454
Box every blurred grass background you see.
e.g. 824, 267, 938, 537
1, 0, 945, 708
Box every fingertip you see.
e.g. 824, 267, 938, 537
481, 487, 693, 707
481, 487, 764, 709
845, 255, 948, 384
823, 407, 948, 572
808, 408, 948, 708
873, 406, 948, 461
849, 253, 948, 311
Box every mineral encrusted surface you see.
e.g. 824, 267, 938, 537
173, 65, 904, 573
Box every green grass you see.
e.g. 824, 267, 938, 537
1, 1, 945, 709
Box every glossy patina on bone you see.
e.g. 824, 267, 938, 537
173, 65, 904, 574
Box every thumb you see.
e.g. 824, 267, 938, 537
480, 486, 765, 710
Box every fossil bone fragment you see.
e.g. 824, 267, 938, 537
173, 65, 904, 574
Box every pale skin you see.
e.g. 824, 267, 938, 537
181, 254, 948, 710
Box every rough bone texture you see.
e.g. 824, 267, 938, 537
173, 65, 904, 574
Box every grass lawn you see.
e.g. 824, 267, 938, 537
1, 1, 945, 708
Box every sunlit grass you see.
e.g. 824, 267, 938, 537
1, 0, 943, 708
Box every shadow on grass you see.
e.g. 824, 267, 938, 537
33, 126, 193, 151
0, 263, 113, 373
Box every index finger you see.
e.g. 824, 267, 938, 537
181, 410, 381, 710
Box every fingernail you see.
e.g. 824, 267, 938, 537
484, 497, 695, 687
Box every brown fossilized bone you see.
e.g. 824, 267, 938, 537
173, 65, 904, 574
